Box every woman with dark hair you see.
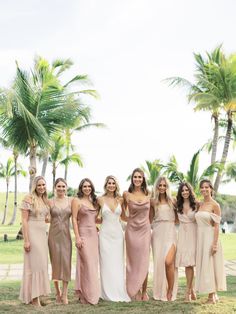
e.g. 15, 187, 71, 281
175, 182, 197, 301
48, 178, 72, 304
195, 179, 226, 304
72, 178, 100, 305
150, 176, 177, 301
123, 168, 151, 301
98, 175, 130, 302
19, 176, 51, 306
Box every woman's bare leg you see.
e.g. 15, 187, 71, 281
165, 244, 176, 301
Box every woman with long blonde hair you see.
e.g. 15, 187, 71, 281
19, 176, 51, 306
150, 176, 178, 301
98, 175, 130, 302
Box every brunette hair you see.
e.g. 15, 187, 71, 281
128, 168, 149, 195
199, 179, 214, 196
54, 177, 67, 187
103, 175, 121, 198
177, 182, 197, 214
77, 178, 97, 207
31, 176, 49, 216
153, 176, 175, 209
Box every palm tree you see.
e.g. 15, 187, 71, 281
164, 150, 221, 195
0, 157, 26, 224
165, 46, 236, 192
141, 159, 165, 187
0, 58, 91, 190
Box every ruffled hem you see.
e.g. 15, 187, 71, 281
19, 269, 51, 304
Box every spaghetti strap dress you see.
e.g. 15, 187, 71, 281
75, 204, 100, 304
125, 200, 151, 298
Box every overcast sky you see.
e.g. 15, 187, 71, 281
0, 0, 236, 194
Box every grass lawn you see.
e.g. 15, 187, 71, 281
0, 277, 235, 314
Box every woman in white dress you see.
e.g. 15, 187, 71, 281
98, 175, 130, 302
195, 179, 226, 304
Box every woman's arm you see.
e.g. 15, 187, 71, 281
95, 197, 102, 224
149, 199, 155, 223
212, 202, 221, 255
121, 192, 129, 222
71, 198, 83, 249
21, 210, 30, 252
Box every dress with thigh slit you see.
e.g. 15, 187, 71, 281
151, 203, 178, 301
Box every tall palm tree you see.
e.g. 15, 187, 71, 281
0, 157, 26, 224
141, 159, 165, 187
165, 46, 236, 192
0, 59, 89, 190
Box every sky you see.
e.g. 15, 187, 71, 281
0, 0, 236, 194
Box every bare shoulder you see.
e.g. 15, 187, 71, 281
212, 199, 221, 214
97, 196, 104, 206
118, 196, 123, 205
123, 191, 129, 199
71, 197, 80, 206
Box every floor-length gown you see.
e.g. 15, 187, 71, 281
75, 204, 100, 304
152, 203, 178, 301
99, 203, 130, 301
195, 211, 227, 293
125, 200, 151, 298
176, 211, 197, 267
19, 199, 51, 304
48, 198, 72, 282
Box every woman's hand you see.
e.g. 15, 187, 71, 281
24, 241, 31, 253
212, 243, 218, 255
75, 237, 84, 249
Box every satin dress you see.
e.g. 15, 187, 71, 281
125, 200, 151, 298
99, 203, 130, 301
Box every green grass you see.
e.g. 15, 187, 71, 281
0, 277, 235, 313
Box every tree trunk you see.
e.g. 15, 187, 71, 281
29, 144, 37, 192
9, 151, 18, 225
64, 129, 70, 181
211, 113, 219, 165
214, 112, 233, 192
52, 162, 56, 194
41, 153, 48, 177
1, 180, 9, 224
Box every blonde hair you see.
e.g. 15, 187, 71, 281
153, 176, 174, 208
31, 176, 49, 216
103, 175, 121, 198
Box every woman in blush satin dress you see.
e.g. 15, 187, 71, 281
72, 178, 100, 305
150, 176, 177, 302
98, 175, 130, 302
195, 179, 226, 304
48, 178, 72, 305
123, 168, 151, 301
19, 176, 51, 306
175, 182, 197, 302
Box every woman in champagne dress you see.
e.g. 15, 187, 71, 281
72, 178, 100, 305
19, 176, 51, 306
98, 175, 130, 302
48, 178, 72, 304
176, 182, 197, 301
151, 176, 178, 301
123, 168, 151, 301
195, 179, 227, 304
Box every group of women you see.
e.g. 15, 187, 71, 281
19, 168, 227, 307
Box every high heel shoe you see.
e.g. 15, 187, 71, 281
167, 290, 173, 301
206, 297, 216, 304
142, 292, 149, 301
61, 293, 68, 305
184, 291, 191, 302
191, 290, 197, 301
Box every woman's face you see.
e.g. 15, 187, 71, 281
181, 185, 190, 199
36, 179, 46, 196
158, 179, 167, 194
132, 171, 143, 187
106, 178, 116, 193
82, 181, 92, 196
55, 181, 67, 197
200, 182, 212, 197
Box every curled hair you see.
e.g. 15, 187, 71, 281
153, 176, 175, 209
77, 178, 97, 207
103, 175, 121, 198
128, 168, 149, 195
177, 182, 197, 214
199, 179, 214, 197
31, 176, 49, 216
